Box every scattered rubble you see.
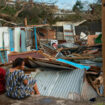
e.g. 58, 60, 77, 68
0, 25, 103, 103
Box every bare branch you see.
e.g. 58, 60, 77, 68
0, 18, 17, 25
0, 13, 12, 21
14, 6, 24, 18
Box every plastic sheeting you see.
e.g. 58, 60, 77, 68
0, 28, 3, 48
0, 27, 9, 49
57, 58, 90, 70
14, 28, 21, 52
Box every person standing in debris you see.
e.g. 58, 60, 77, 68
5, 58, 40, 99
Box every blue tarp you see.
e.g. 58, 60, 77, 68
56, 58, 90, 70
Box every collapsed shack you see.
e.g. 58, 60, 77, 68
0, 45, 103, 101
0, 23, 103, 102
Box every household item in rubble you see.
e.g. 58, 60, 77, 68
95, 34, 102, 44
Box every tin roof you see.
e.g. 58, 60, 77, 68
32, 68, 85, 99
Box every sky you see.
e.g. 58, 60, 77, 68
35, 0, 96, 10
55, 0, 96, 10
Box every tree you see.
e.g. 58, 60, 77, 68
97, 0, 102, 4
72, 0, 83, 12
0, 0, 58, 25
71, 0, 102, 21
0, 0, 6, 6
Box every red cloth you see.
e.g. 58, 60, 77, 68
0, 68, 6, 94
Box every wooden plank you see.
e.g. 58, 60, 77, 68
24, 17, 28, 26
102, 0, 105, 97
0, 49, 8, 51
63, 56, 94, 60
26, 24, 49, 27
28, 58, 76, 69
8, 50, 41, 56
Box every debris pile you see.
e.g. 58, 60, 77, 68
0, 25, 103, 101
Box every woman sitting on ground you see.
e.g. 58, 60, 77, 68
6, 58, 40, 99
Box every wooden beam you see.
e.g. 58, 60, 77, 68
26, 24, 49, 27
102, 0, 105, 97
24, 17, 28, 26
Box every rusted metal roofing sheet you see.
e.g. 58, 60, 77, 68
8, 51, 45, 62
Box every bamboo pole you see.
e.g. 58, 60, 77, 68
102, 0, 105, 97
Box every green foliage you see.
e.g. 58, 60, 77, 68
0, 0, 102, 26
0, 6, 17, 16
18, 5, 56, 25
0, 2, 58, 25
89, 3, 102, 20
64, 14, 83, 22
97, 0, 102, 4
0, 0, 6, 6
72, 0, 102, 21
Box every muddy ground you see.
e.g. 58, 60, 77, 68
0, 94, 105, 105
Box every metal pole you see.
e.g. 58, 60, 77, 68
102, 0, 105, 97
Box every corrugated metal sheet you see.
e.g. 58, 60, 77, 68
32, 69, 85, 99
56, 32, 64, 40
60, 42, 77, 48
8, 51, 45, 62
81, 79, 97, 100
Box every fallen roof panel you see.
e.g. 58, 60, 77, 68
32, 68, 85, 99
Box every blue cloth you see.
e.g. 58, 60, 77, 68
20, 30, 27, 52
6, 70, 36, 99
99, 85, 104, 95
0, 51, 4, 63
9, 29, 14, 51
34, 27, 38, 50
56, 58, 90, 70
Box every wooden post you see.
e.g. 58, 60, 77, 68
102, 0, 105, 97
24, 17, 28, 26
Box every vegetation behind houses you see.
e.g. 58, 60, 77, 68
0, 0, 102, 26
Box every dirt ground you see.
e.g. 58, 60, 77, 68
0, 94, 105, 105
